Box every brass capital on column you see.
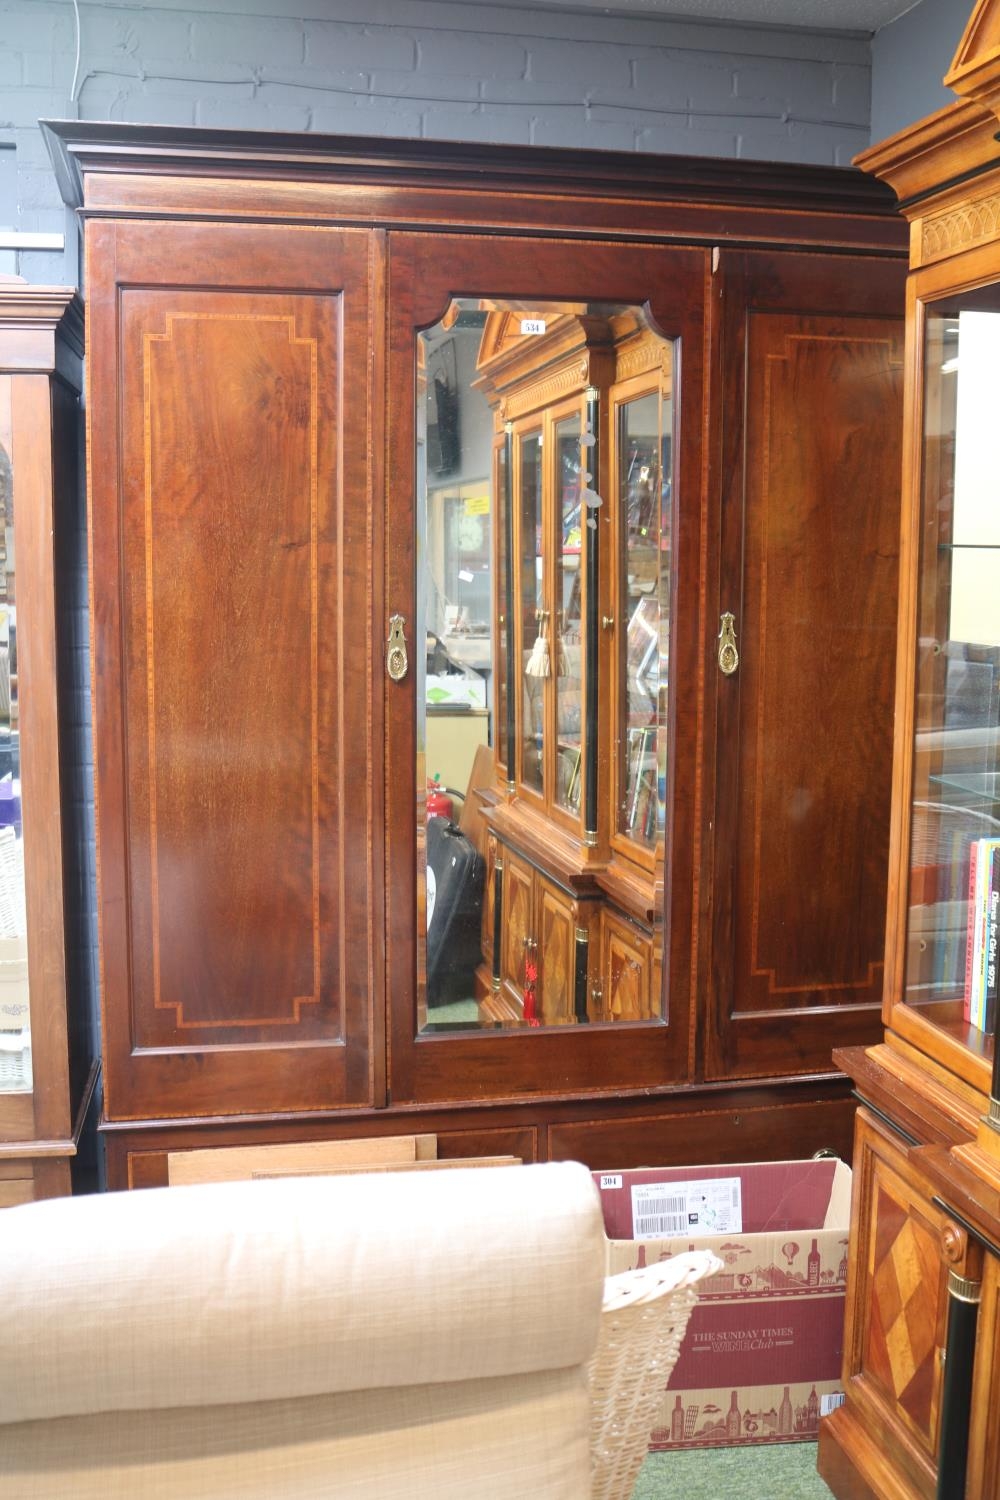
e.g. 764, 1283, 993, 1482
947, 1269, 982, 1305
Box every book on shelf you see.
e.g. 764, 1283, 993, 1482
642, 769, 658, 840
964, 839, 981, 1024
625, 726, 657, 833
934, 820, 970, 993
971, 839, 991, 1029
963, 837, 1000, 1030
563, 745, 582, 812
986, 846, 1000, 1034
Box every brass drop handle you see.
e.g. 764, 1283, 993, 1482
718, 611, 739, 676
386, 614, 408, 682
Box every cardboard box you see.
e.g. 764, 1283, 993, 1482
595, 1158, 851, 1450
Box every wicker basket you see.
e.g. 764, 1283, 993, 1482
589, 1250, 722, 1500
0, 1028, 31, 1090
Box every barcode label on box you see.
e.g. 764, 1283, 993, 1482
631, 1176, 743, 1241
820, 1393, 845, 1417
600, 1174, 623, 1191
520, 318, 546, 335
633, 1193, 688, 1238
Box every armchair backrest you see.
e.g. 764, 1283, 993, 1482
0, 1161, 606, 1500
2, 1160, 605, 1423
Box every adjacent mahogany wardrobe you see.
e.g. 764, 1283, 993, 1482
0, 282, 98, 1204
43, 121, 907, 1189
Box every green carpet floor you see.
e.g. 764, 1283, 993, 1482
634, 1442, 833, 1498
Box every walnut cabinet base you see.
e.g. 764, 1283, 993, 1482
40, 123, 906, 1195
102, 1077, 858, 1192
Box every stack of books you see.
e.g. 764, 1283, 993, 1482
964, 836, 1000, 1031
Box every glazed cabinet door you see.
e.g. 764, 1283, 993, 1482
87, 220, 381, 1120
707, 250, 905, 1080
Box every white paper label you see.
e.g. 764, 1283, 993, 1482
820, 1393, 845, 1417
631, 1175, 743, 1241
520, 318, 546, 335
600, 1174, 623, 1191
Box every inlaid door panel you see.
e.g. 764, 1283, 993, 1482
500, 850, 533, 1015
602, 908, 653, 1022
537, 879, 576, 1025
708, 251, 905, 1080
481, 833, 498, 965
86, 219, 380, 1119
844, 1110, 948, 1498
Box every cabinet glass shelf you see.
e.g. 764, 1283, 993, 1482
904, 290, 1000, 1044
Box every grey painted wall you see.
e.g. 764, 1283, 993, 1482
0, 0, 877, 285
870, 0, 969, 143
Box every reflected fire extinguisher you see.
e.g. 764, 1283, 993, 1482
426, 772, 454, 821
523, 945, 540, 1028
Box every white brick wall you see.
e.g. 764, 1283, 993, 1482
0, 0, 877, 287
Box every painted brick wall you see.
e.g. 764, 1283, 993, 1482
870, 0, 967, 142
0, 0, 876, 286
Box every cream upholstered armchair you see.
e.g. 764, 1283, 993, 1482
0, 1162, 607, 1500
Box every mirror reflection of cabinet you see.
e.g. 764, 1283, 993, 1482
609, 337, 671, 865
411, 273, 689, 1064
461, 306, 672, 1031
45, 121, 907, 1190
0, 282, 98, 1206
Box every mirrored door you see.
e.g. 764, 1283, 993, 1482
385, 234, 707, 1105
415, 300, 673, 1034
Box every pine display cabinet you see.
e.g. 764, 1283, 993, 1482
818, 4, 1000, 1496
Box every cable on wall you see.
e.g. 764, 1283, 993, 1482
69, 0, 82, 103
